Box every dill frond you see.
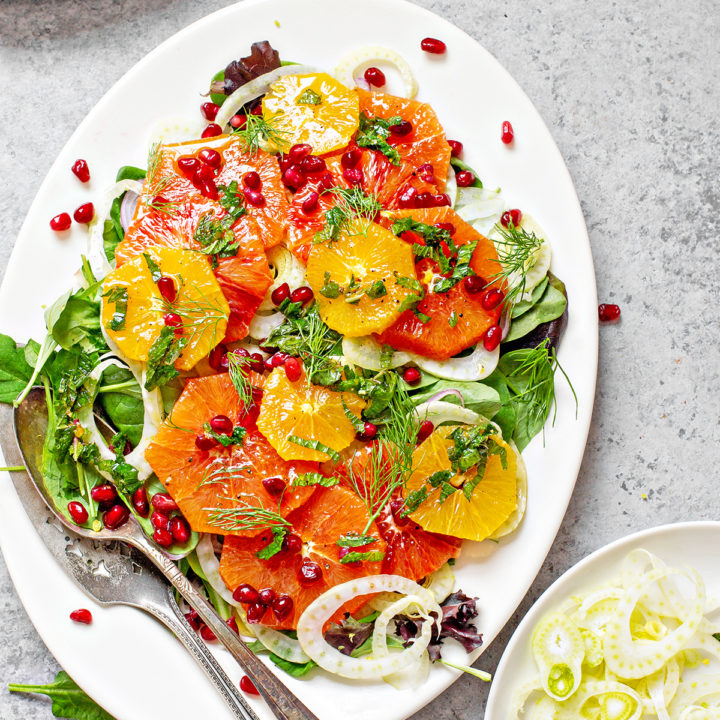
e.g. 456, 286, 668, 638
490, 223, 545, 306
314, 187, 382, 245
233, 113, 286, 154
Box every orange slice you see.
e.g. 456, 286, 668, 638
220, 486, 386, 629
145, 373, 316, 535
405, 427, 517, 541
256, 367, 365, 463
262, 73, 360, 155
305, 221, 417, 337
101, 246, 228, 370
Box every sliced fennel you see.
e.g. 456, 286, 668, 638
333, 46, 418, 99
414, 399, 482, 427
454, 186, 506, 237
531, 613, 585, 700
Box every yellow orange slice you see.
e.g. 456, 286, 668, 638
101, 246, 229, 370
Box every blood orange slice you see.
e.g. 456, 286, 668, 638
145, 373, 316, 535
219, 486, 386, 629
376, 207, 504, 360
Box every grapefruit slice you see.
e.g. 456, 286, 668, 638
101, 246, 229, 370
220, 486, 386, 629
262, 73, 360, 155
145, 373, 316, 535
376, 206, 505, 360
256, 367, 365, 463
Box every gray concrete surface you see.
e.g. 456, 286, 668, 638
1, 0, 719, 717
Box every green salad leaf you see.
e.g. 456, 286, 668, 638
0, 333, 36, 403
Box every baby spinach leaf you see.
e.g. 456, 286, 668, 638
450, 157, 483, 188
511, 276, 549, 319
102, 195, 125, 263
0, 333, 36, 403
504, 282, 567, 343
268, 653, 317, 678
115, 166, 146, 182
410, 379, 501, 419
96, 366, 143, 447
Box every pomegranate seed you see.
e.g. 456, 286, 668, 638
229, 114, 246, 130
271, 282, 290, 305
289, 143, 312, 163
357, 422, 377, 441
456, 170, 475, 187
103, 504, 130, 530
250, 105, 263, 116
70, 609, 92, 625
398, 186, 418, 208
71, 159, 90, 183
227, 616, 239, 634
598, 303, 621, 322
198, 148, 222, 168
198, 179, 218, 200
50, 212, 72, 231
434, 222, 456, 235
343, 167, 364, 185
249, 352, 265, 374
290, 286, 314, 304
150, 511, 170, 531
163, 312, 182, 328
169, 516, 190, 544
185, 610, 201, 631
341, 148, 362, 169
390, 120, 412, 136
195, 434, 218, 451
157, 276, 177, 303
417, 420, 434, 443
300, 155, 326, 175
153, 527, 173, 547
301, 191, 319, 214
262, 476, 286, 496
151, 492, 179, 513
413, 191, 434, 208
201, 123, 222, 138
201, 102, 219, 121
364, 66, 386, 87
131, 487, 149, 517
403, 367, 421, 385
483, 325, 503, 351
500, 209, 522, 228
272, 594, 294, 621
178, 156, 199, 177
243, 171, 262, 190
339, 546, 362, 567
233, 583, 259, 605
258, 588, 276, 606
282, 165, 306, 190
417, 163, 435, 184
209, 414, 233, 435
244, 188, 266, 207
298, 559, 323, 585
481, 288, 504, 310
432, 193, 451, 207
73, 203, 94, 224
501, 120, 514, 144
464, 275, 485, 294
67, 501, 88, 525
317, 172, 335, 192
281, 533, 302, 554
200, 625, 217, 642
246, 603, 267, 623
195, 163, 215, 183
240, 676, 260, 696
268, 352, 288, 369
91, 484, 117, 504
390, 498, 409, 526
421, 37, 446, 54
284, 357, 302, 382
447, 139, 463, 157
208, 343, 228, 372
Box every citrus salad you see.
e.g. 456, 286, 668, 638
1, 41, 571, 685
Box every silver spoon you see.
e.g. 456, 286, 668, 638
4, 387, 318, 720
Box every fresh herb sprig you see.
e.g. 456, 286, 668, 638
490, 222, 544, 306
313, 187, 382, 245
194, 182, 247, 260
355, 113, 402, 165
233, 113, 286, 153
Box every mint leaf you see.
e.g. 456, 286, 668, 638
293, 472, 340, 487
255, 526, 287, 560
144, 327, 188, 391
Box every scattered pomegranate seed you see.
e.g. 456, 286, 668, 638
598, 303, 621, 322
282, 164, 306, 190
301, 191, 319, 214
434, 222, 456, 235
298, 559, 323, 585
447, 139, 463, 157
248, 352, 265, 374
227, 616, 239, 634
483, 325, 503, 351
201, 102, 219, 121
417, 420, 434, 443
413, 191, 434, 208
262, 476, 286, 496
201, 123, 222, 138
151, 492, 179, 513
281, 533, 302, 554
456, 170, 476, 187
432, 193, 451, 207
271, 282, 290, 306
163, 313, 182, 328
390, 498, 409, 526
500, 209, 522, 228
343, 167, 364, 185
185, 610, 201, 631
464, 275, 485, 294
284, 357, 302, 382
73, 203, 94, 224
398, 185, 418, 208
103, 504, 130, 530
258, 588, 276, 607
421, 37, 446, 54
246, 603, 267, 623
403, 367, 421, 385
318, 170, 335, 190
243, 171, 262, 190
195, 434, 218, 451
131, 487, 149, 517
198, 179, 219, 200
169, 516, 190, 544
417, 162, 436, 184
153, 527, 173, 548
267, 352, 288, 369
67, 501, 88, 525
49, 212, 72, 232
70, 609, 92, 625
362, 66, 385, 87
289, 143, 312, 163
244, 188, 266, 207
150, 511, 170, 531
195, 163, 215, 183
208, 344, 229, 372
250, 105, 263, 116
233, 583, 259, 605
200, 625, 217, 642
357, 421, 377, 441
229, 114, 246, 130
177, 156, 200, 177
209, 415, 233, 435
71, 159, 90, 183
240, 676, 260, 696
198, 148, 222, 168
91, 484, 117, 504
156, 276, 177, 303
501, 120, 514, 144
390, 120, 412, 136
290, 286, 314, 304
481, 288, 504, 310
300, 155, 326, 175
272, 594, 294, 621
